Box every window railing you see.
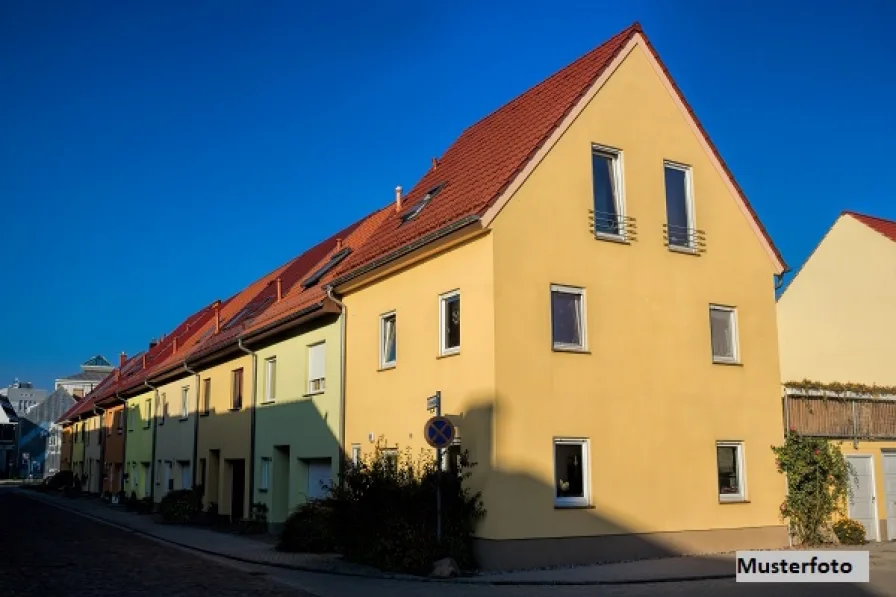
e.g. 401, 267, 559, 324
663, 223, 706, 253
588, 210, 637, 240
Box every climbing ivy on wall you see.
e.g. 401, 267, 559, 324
784, 379, 896, 398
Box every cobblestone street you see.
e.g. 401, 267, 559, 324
3, 487, 896, 597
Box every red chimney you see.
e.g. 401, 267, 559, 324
115, 368, 120, 382
335, 237, 342, 251
141, 354, 146, 369
173, 336, 178, 353
214, 300, 221, 334
119, 352, 127, 368
276, 277, 282, 302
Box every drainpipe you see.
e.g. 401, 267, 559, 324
325, 285, 348, 482
237, 338, 258, 519
117, 392, 128, 494
184, 360, 200, 488
145, 380, 158, 505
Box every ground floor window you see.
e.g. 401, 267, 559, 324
554, 438, 589, 507
260, 457, 271, 492
716, 441, 746, 501
179, 461, 191, 490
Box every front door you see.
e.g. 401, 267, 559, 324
306, 459, 332, 501
883, 453, 896, 541
230, 459, 246, 522
846, 455, 878, 541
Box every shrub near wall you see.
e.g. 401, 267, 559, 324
279, 440, 485, 575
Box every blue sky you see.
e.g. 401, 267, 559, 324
1, 1, 894, 391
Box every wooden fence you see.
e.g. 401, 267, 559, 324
785, 394, 896, 440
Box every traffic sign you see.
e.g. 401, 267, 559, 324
424, 416, 455, 449
426, 392, 441, 412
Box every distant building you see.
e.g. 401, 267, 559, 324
19, 387, 76, 478
2, 380, 48, 417
55, 355, 114, 399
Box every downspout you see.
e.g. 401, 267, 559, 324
145, 380, 158, 505
183, 361, 200, 488
237, 338, 258, 519
325, 285, 347, 482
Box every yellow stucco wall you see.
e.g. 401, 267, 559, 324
485, 41, 784, 540
154, 373, 199, 502
124, 388, 155, 499
252, 314, 343, 525
777, 215, 896, 385
344, 39, 784, 544
343, 235, 496, 497
196, 353, 253, 518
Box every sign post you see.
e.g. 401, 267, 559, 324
424, 391, 454, 545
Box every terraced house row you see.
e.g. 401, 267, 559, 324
57, 23, 793, 569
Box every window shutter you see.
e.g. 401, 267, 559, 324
309, 343, 326, 381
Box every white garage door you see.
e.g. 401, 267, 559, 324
883, 453, 896, 541
846, 455, 878, 542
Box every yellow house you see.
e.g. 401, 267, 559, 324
777, 210, 896, 542
332, 22, 789, 569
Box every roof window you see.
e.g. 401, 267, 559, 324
401, 183, 445, 224
302, 247, 353, 289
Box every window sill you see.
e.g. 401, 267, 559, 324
260, 400, 276, 406
668, 245, 699, 256
552, 345, 590, 354
228, 407, 241, 412
378, 363, 396, 372
719, 498, 750, 504
199, 412, 210, 417
179, 417, 189, 422
712, 359, 743, 367
554, 504, 594, 510
437, 350, 460, 360
594, 232, 629, 245
303, 391, 325, 398
258, 488, 268, 493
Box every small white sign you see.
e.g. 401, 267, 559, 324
736, 550, 869, 583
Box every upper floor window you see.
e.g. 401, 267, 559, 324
231, 369, 244, 410
551, 285, 587, 351
308, 343, 326, 394
591, 145, 625, 238
709, 305, 739, 364
201, 378, 211, 414
264, 357, 277, 403
181, 387, 189, 419
439, 291, 461, 356
664, 161, 696, 249
380, 312, 397, 368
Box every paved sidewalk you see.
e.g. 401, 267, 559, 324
19, 488, 739, 585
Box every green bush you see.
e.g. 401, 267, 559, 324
772, 431, 853, 545
47, 470, 74, 490
158, 488, 202, 523
278, 439, 486, 575
833, 518, 866, 545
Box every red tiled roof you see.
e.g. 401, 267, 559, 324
332, 22, 785, 280
845, 211, 896, 243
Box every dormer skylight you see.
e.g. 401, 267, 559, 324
302, 247, 353, 289
223, 296, 274, 330
401, 183, 445, 224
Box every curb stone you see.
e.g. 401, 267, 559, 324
18, 489, 735, 586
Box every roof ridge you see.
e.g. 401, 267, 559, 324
843, 210, 896, 225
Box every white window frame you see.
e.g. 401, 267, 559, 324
351, 444, 362, 466
550, 284, 587, 351
379, 311, 397, 369
553, 438, 590, 508
264, 357, 277, 403
439, 290, 461, 356
709, 305, 739, 364
307, 342, 326, 394
716, 441, 747, 502
260, 457, 271, 492
591, 143, 626, 240
181, 386, 189, 419
663, 160, 697, 250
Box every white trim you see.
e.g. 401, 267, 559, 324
591, 143, 626, 240
379, 311, 397, 369
716, 441, 747, 502
307, 342, 326, 394
180, 386, 190, 419
439, 290, 461, 356
351, 444, 361, 466
663, 160, 697, 249
479, 35, 785, 274
845, 454, 881, 542
550, 284, 588, 351
553, 437, 591, 508
709, 304, 739, 364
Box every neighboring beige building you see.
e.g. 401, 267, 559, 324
777, 210, 896, 543
56, 355, 114, 399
